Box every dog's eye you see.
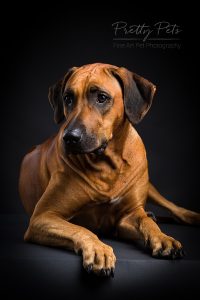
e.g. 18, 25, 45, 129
97, 93, 110, 104
63, 93, 73, 106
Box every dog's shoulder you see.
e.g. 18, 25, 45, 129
122, 125, 147, 165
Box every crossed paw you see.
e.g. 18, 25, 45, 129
75, 238, 116, 277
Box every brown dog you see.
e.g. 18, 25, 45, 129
19, 63, 200, 277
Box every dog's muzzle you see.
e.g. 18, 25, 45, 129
62, 128, 107, 155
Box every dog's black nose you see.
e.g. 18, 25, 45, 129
63, 128, 82, 144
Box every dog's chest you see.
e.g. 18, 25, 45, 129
109, 196, 122, 205
87, 160, 138, 200
70, 197, 124, 234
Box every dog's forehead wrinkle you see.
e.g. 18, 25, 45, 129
74, 64, 103, 78
68, 68, 121, 96
102, 67, 115, 78
73, 64, 114, 81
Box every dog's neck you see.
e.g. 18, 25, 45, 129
65, 119, 139, 194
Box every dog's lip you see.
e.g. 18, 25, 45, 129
92, 141, 108, 155
63, 141, 108, 155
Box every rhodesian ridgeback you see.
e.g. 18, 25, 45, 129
19, 63, 200, 277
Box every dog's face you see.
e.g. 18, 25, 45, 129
49, 63, 156, 155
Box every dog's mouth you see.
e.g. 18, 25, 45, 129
63, 141, 108, 155
92, 141, 108, 155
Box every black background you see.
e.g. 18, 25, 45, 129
1, 6, 199, 215
1, 5, 200, 300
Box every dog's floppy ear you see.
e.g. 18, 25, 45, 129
111, 67, 156, 124
48, 67, 77, 124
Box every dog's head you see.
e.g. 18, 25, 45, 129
49, 63, 156, 154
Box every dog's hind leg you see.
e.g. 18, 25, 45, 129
148, 183, 200, 225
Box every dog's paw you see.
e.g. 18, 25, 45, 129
78, 239, 116, 277
149, 233, 185, 259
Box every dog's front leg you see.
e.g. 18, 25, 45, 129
25, 175, 116, 276
117, 207, 184, 258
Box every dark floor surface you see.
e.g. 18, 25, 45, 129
0, 214, 200, 300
